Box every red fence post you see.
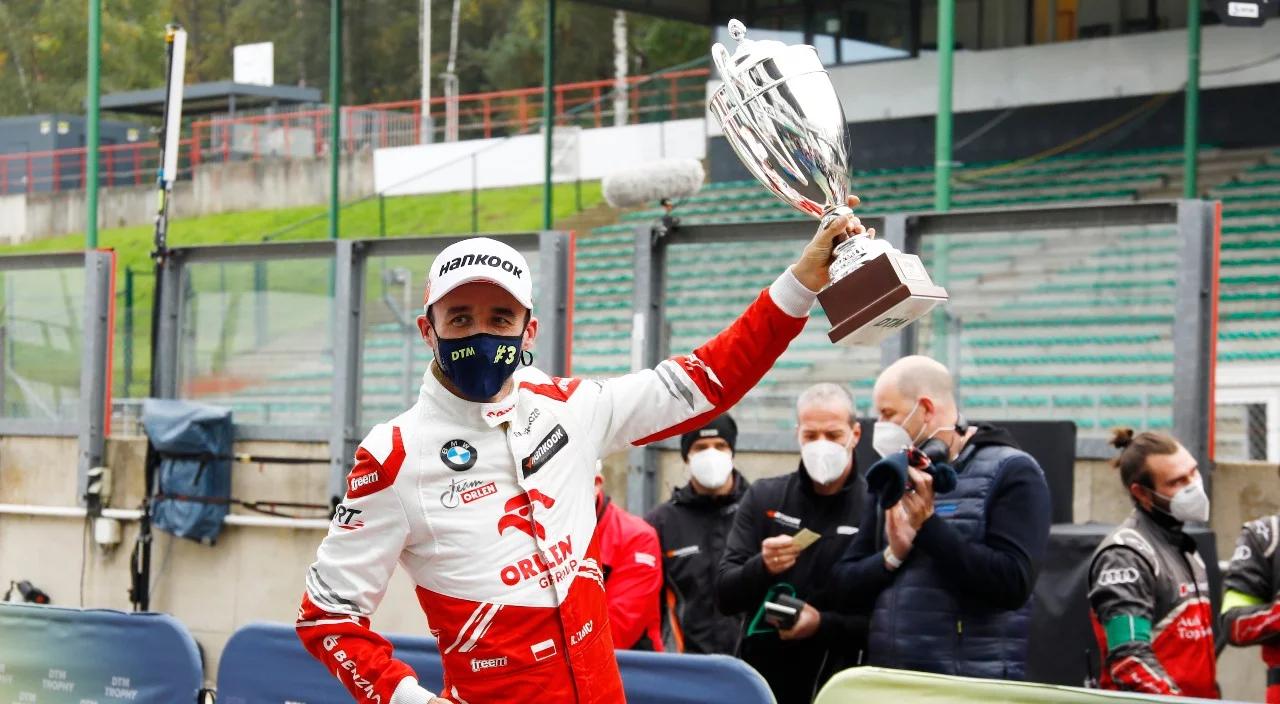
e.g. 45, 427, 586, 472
25, 154, 32, 195
104, 148, 113, 189
191, 123, 202, 168
669, 76, 679, 120
483, 97, 492, 139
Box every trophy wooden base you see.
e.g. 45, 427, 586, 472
817, 251, 949, 346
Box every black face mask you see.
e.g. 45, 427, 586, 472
434, 331, 525, 400
429, 309, 531, 400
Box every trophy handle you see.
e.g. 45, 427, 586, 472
712, 44, 736, 87
819, 205, 855, 244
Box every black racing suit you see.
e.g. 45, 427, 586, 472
1088, 508, 1217, 698
716, 462, 869, 704
1222, 514, 1280, 702
645, 470, 750, 655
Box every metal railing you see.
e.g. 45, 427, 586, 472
190, 66, 710, 154
0, 139, 196, 196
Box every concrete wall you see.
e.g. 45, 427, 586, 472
6, 152, 375, 243
374, 119, 706, 197
0, 433, 421, 687
1, 433, 1274, 697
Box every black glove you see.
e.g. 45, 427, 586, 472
866, 446, 957, 511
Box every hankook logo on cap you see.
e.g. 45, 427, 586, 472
440, 439, 478, 471
437, 254, 524, 279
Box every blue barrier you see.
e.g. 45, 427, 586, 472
0, 603, 204, 703
615, 649, 775, 703
217, 622, 775, 703
216, 623, 445, 704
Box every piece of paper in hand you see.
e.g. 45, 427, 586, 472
791, 528, 822, 550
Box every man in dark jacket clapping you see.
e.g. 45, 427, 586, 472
832, 355, 1051, 681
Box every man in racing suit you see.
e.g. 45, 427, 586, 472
296, 197, 870, 704
1087, 428, 1216, 698
1221, 513, 1280, 702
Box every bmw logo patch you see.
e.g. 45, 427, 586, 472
440, 439, 478, 471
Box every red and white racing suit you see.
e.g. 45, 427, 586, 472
296, 270, 816, 703
1222, 514, 1280, 702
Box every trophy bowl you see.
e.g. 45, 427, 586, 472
709, 19, 948, 346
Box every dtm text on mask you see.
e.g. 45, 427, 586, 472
500, 535, 576, 589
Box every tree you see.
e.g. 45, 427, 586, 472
0, 0, 710, 118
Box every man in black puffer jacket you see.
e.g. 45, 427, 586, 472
832, 355, 1051, 680
646, 414, 750, 655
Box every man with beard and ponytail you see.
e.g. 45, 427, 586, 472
831, 355, 1051, 680
1087, 428, 1217, 698
717, 384, 871, 704
296, 197, 873, 704
646, 414, 750, 655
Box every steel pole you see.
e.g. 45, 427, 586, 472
1183, 0, 1201, 198
86, 0, 101, 248
542, 0, 556, 230
329, 0, 343, 240
934, 0, 955, 212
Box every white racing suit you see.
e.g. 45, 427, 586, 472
296, 270, 817, 703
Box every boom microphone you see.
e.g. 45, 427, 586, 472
602, 159, 705, 209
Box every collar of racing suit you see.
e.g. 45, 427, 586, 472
422, 365, 521, 429
1134, 503, 1197, 553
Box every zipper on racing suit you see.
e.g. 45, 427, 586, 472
506, 422, 583, 701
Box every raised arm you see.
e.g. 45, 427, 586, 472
566, 200, 870, 456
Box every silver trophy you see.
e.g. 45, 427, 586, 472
709, 19, 948, 346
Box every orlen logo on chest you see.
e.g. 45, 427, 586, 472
498, 490, 555, 540
499, 534, 577, 588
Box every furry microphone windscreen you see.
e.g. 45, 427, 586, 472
602, 159, 706, 208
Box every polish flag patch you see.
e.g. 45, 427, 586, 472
530, 639, 557, 662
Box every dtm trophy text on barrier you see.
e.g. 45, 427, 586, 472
709, 19, 948, 346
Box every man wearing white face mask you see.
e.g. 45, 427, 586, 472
831, 355, 1051, 681
717, 384, 870, 704
645, 414, 750, 655
1087, 428, 1216, 697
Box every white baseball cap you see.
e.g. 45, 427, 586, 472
425, 237, 534, 310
